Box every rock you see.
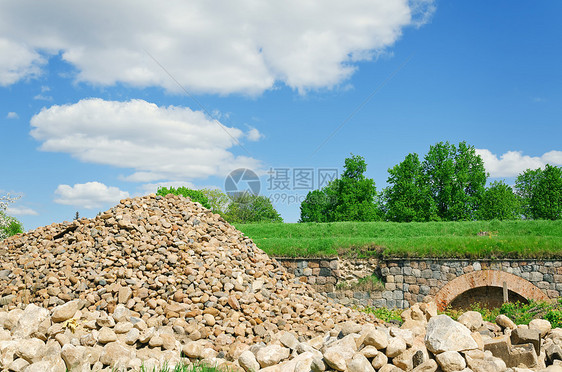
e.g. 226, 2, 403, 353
435, 351, 466, 372
8, 358, 29, 372
98, 327, 117, 344
60, 344, 88, 371
412, 359, 438, 372
510, 328, 541, 355
347, 353, 375, 372
529, 319, 551, 337
546, 344, 562, 365
311, 357, 326, 372
100, 342, 133, 367
425, 315, 478, 354
496, 315, 517, 330
360, 345, 379, 358
51, 300, 79, 323
280, 331, 299, 350
363, 328, 389, 349
457, 311, 483, 332
238, 350, 260, 372
256, 345, 290, 368
182, 341, 203, 359
16, 338, 45, 363
484, 335, 537, 368
371, 352, 388, 370
22, 359, 66, 372
385, 337, 407, 358
13, 304, 50, 339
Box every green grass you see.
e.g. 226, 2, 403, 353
138, 362, 229, 372
235, 220, 562, 258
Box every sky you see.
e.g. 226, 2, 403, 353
1, 0, 561, 229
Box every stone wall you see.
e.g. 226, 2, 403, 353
275, 257, 561, 310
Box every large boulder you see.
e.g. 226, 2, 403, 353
425, 315, 478, 354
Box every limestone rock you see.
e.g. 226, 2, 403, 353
529, 319, 551, 337
457, 311, 483, 332
347, 353, 375, 372
256, 345, 290, 368
495, 315, 517, 330
51, 300, 79, 323
435, 351, 466, 372
425, 315, 478, 354
238, 350, 260, 372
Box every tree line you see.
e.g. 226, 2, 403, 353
300, 141, 562, 222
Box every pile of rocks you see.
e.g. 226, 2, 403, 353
0, 194, 376, 349
2, 298, 562, 371
232, 302, 562, 372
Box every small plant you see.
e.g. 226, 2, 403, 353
545, 310, 562, 329
362, 306, 402, 323
336, 274, 384, 291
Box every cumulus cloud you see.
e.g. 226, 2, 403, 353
30, 99, 262, 182
54, 182, 130, 209
6, 206, 38, 216
246, 128, 264, 142
476, 149, 562, 178
0, 0, 435, 94
6, 112, 18, 119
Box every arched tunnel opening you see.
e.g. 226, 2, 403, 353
448, 286, 528, 310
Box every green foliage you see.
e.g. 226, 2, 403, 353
224, 194, 283, 224
199, 188, 230, 215
139, 361, 230, 372
545, 310, 562, 329
498, 300, 542, 325
385, 153, 437, 222
0, 211, 24, 239
156, 186, 212, 210
299, 188, 336, 223
516, 164, 562, 220
478, 181, 521, 220
362, 307, 402, 323
300, 154, 381, 222
422, 141, 487, 221
440, 302, 500, 322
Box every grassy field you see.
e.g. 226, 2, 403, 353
235, 220, 562, 259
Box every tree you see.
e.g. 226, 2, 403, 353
478, 181, 521, 220
224, 194, 283, 223
299, 154, 381, 222
156, 186, 212, 210
516, 164, 562, 220
422, 141, 487, 221
0, 194, 24, 240
299, 189, 334, 223
200, 188, 230, 216
385, 153, 437, 222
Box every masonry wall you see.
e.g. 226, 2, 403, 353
275, 257, 562, 309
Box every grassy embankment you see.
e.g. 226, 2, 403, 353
235, 220, 562, 259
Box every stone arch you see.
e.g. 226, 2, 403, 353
433, 270, 550, 311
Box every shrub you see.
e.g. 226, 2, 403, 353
545, 310, 562, 329
156, 187, 212, 210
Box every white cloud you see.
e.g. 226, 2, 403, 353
6, 112, 18, 119
246, 128, 264, 142
0, 37, 44, 86
54, 182, 130, 209
33, 94, 52, 101
0, 1, 434, 94
476, 149, 562, 178
30, 98, 262, 181
6, 206, 38, 216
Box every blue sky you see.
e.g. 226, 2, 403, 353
1, 0, 561, 229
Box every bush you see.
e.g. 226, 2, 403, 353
545, 310, 562, 329
156, 187, 212, 210
362, 307, 402, 323
225, 194, 283, 224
